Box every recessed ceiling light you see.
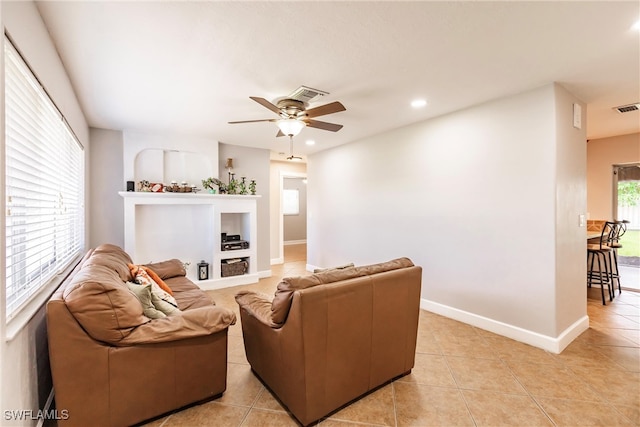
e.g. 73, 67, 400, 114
411, 99, 427, 108
305, 140, 315, 146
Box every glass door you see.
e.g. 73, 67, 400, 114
613, 164, 640, 290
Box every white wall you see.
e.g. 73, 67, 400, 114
90, 128, 124, 248
308, 83, 587, 352
587, 133, 640, 220
1, 1, 90, 425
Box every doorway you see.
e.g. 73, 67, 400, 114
612, 163, 640, 291
279, 172, 307, 265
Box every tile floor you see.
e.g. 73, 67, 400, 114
144, 244, 640, 427
620, 265, 640, 292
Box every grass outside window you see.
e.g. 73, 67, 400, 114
618, 230, 639, 257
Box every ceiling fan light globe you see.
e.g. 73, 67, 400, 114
277, 118, 305, 137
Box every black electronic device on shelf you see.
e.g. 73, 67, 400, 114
221, 233, 241, 242
222, 240, 249, 251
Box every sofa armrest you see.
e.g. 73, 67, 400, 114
235, 291, 278, 328
116, 306, 236, 345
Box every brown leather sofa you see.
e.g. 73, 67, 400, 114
235, 257, 422, 426
46, 244, 236, 427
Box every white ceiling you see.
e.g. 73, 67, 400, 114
35, 1, 640, 159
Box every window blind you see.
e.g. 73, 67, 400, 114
5, 37, 85, 319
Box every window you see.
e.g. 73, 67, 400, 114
283, 189, 299, 215
5, 37, 85, 320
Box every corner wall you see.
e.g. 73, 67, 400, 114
219, 143, 271, 274
308, 84, 587, 352
553, 84, 587, 338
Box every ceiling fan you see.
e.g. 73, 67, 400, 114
229, 91, 346, 137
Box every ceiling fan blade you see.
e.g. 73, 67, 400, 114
250, 96, 282, 115
228, 119, 277, 124
303, 101, 346, 118
305, 119, 343, 132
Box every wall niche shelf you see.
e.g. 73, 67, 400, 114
119, 191, 260, 290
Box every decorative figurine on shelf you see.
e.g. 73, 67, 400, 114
239, 177, 248, 195
227, 173, 238, 194
138, 180, 152, 192
202, 177, 226, 194
249, 179, 256, 195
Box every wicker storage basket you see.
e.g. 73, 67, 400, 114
221, 259, 248, 277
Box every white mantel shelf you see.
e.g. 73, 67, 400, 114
120, 191, 260, 290
119, 191, 261, 203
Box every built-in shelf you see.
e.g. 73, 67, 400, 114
119, 191, 260, 289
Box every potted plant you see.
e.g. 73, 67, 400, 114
202, 177, 227, 194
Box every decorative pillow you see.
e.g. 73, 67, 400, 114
132, 268, 179, 308
128, 264, 174, 295
150, 292, 180, 316
141, 266, 173, 295
126, 282, 166, 319
126, 281, 181, 318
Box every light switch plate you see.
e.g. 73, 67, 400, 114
579, 214, 585, 227
573, 103, 582, 129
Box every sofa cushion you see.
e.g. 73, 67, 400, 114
355, 257, 414, 275
64, 264, 150, 344
92, 244, 134, 281
165, 276, 215, 310
313, 262, 354, 273
271, 257, 415, 326
84, 252, 132, 282
143, 258, 186, 280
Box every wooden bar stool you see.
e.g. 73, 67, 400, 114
587, 222, 614, 304
605, 219, 628, 296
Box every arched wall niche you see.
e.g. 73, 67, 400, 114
134, 148, 213, 187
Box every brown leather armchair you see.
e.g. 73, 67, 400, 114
235, 258, 422, 426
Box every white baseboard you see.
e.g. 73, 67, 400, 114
420, 298, 589, 354
271, 257, 284, 265
306, 263, 320, 272
284, 239, 307, 246
258, 269, 272, 279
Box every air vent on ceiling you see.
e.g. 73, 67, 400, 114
288, 86, 329, 104
613, 103, 640, 114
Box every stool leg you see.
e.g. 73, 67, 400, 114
603, 253, 613, 302
612, 249, 622, 295
587, 251, 595, 288
596, 254, 606, 305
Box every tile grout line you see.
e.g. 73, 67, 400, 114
390, 381, 398, 427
